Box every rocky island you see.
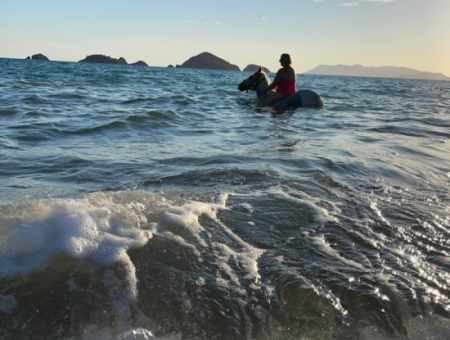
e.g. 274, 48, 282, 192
243, 64, 271, 73
130, 61, 148, 66
178, 52, 240, 71
78, 55, 128, 65
305, 64, 450, 81
26, 54, 49, 61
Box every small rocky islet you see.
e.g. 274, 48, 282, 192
130, 61, 148, 66
25, 53, 49, 61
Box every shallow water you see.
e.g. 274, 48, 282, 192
1, 58, 450, 339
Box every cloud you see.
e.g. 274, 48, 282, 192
340, 2, 357, 6
314, 0, 324, 2
215, 22, 222, 25
261, 17, 267, 20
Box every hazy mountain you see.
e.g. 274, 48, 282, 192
178, 52, 240, 71
305, 64, 450, 81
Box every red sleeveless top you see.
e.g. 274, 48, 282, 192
276, 78, 296, 97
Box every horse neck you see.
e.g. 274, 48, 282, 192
256, 76, 270, 95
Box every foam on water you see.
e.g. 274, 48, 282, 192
156, 191, 264, 288
256, 185, 339, 225
0, 190, 245, 336
0, 197, 150, 279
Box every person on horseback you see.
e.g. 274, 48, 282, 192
238, 55, 323, 109
263, 53, 297, 105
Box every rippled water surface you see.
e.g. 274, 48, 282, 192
1, 58, 450, 340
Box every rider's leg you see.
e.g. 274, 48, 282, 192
264, 90, 285, 106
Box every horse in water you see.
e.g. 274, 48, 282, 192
238, 68, 324, 109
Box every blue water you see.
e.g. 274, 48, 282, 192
1, 58, 450, 340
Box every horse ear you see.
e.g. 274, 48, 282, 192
258, 67, 262, 73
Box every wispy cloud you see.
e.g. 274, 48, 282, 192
340, 2, 357, 6
261, 17, 267, 20
314, 0, 324, 2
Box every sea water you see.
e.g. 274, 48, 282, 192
0, 58, 450, 340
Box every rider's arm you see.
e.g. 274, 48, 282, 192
265, 70, 282, 92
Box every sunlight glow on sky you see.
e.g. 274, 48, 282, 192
0, 0, 449, 75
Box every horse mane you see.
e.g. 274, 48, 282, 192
259, 71, 270, 85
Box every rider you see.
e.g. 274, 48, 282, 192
264, 53, 296, 105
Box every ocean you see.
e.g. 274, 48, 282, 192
0, 58, 449, 340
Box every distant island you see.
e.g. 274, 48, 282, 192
77, 55, 148, 66
79, 55, 128, 65
243, 64, 271, 73
130, 61, 148, 66
25, 53, 49, 61
305, 64, 450, 81
176, 52, 240, 71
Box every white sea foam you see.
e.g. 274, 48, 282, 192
254, 185, 338, 225
240, 203, 254, 213
118, 328, 158, 340
0, 192, 155, 322
156, 192, 264, 294
0, 191, 245, 326
0, 199, 151, 280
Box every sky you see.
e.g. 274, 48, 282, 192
0, 0, 449, 75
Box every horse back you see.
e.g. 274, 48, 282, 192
275, 90, 324, 109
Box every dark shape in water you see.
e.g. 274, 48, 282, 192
243, 64, 271, 73
167, 64, 174, 68
79, 54, 128, 65
178, 52, 241, 71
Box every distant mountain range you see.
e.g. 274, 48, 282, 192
305, 64, 450, 81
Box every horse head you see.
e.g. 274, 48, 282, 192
238, 68, 270, 93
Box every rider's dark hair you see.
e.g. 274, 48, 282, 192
280, 54, 293, 66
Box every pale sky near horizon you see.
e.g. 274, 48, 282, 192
0, 0, 449, 75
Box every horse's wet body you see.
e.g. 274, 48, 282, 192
238, 69, 324, 109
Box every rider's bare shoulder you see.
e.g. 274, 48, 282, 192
278, 66, 295, 78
